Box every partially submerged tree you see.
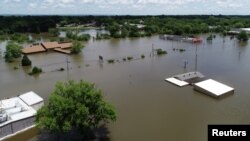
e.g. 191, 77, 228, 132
237, 31, 249, 42
21, 55, 32, 66
29, 66, 42, 75
36, 80, 116, 139
4, 42, 22, 62
71, 41, 84, 54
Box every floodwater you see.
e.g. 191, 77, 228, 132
1, 34, 250, 141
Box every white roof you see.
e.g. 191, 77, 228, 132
0, 96, 36, 127
165, 77, 189, 87
241, 28, 250, 31
10, 109, 36, 121
19, 91, 43, 106
194, 79, 234, 96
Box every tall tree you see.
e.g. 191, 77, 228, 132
36, 80, 116, 139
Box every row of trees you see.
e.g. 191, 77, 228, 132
1, 15, 250, 34
66, 31, 91, 41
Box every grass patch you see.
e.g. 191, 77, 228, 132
127, 56, 133, 60
141, 54, 145, 59
156, 49, 167, 55
179, 49, 186, 52
107, 59, 115, 64
29, 66, 42, 75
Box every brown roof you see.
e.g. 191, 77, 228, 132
22, 45, 46, 54
59, 42, 73, 49
41, 42, 60, 49
54, 48, 71, 54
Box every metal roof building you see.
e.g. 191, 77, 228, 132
0, 91, 44, 140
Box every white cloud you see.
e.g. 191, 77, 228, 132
0, 0, 249, 15
29, 3, 37, 8
216, 0, 243, 8
61, 0, 75, 3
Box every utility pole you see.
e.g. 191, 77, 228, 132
152, 43, 154, 57
195, 44, 198, 72
66, 57, 70, 80
150, 43, 154, 57
172, 40, 173, 49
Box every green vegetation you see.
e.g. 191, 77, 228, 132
207, 34, 213, 41
156, 49, 167, 55
48, 28, 60, 37
141, 54, 145, 59
59, 68, 65, 71
96, 33, 111, 40
127, 56, 133, 60
1, 15, 250, 40
36, 80, 116, 138
66, 31, 90, 41
29, 66, 42, 75
4, 42, 22, 62
9, 33, 28, 43
179, 49, 186, 52
71, 41, 84, 54
107, 59, 115, 63
237, 31, 249, 42
21, 55, 32, 66
13, 66, 19, 70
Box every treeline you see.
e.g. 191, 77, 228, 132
1, 15, 250, 35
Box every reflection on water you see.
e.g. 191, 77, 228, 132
1, 34, 250, 141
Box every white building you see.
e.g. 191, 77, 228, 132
0, 91, 44, 140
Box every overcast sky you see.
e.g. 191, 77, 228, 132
0, 0, 249, 15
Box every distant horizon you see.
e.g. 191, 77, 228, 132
1, 0, 250, 15
1, 14, 250, 16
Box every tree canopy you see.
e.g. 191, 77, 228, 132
21, 55, 32, 66
36, 80, 116, 136
1, 15, 250, 36
4, 42, 22, 62
237, 31, 249, 42
71, 41, 84, 54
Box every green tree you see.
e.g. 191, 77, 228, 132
234, 22, 244, 28
36, 80, 116, 138
29, 66, 42, 75
71, 41, 84, 54
4, 51, 14, 62
237, 31, 249, 42
4, 42, 22, 62
49, 28, 60, 37
21, 55, 32, 66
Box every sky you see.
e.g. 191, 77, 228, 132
0, 0, 249, 15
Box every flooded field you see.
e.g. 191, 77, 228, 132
1, 34, 250, 141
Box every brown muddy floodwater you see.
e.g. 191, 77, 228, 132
1, 35, 250, 141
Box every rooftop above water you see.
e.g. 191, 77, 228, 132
0, 91, 43, 127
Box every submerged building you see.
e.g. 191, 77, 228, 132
0, 91, 44, 140
22, 41, 73, 54
159, 35, 203, 43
